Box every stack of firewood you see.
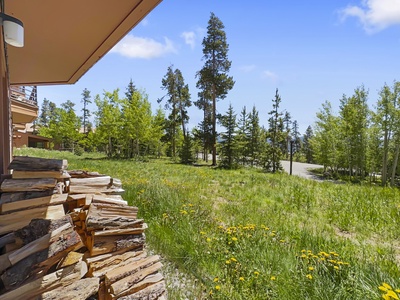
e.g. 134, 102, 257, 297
0, 156, 166, 300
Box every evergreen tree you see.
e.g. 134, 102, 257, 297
302, 125, 314, 163
196, 12, 235, 166
266, 89, 284, 172
125, 79, 137, 100
283, 111, 292, 159
219, 104, 238, 169
194, 91, 213, 162
81, 88, 92, 134
236, 106, 249, 165
248, 105, 262, 167
292, 119, 301, 156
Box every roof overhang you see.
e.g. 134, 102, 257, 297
5, 0, 162, 86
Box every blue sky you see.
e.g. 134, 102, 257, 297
38, 0, 400, 134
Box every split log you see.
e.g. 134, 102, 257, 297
110, 271, 164, 299
0, 205, 65, 235
0, 261, 87, 300
0, 190, 55, 205
1, 227, 83, 290
11, 170, 70, 179
0, 233, 15, 249
38, 277, 99, 300
69, 186, 125, 195
93, 223, 147, 237
86, 204, 139, 231
114, 280, 166, 300
69, 176, 112, 187
0, 178, 57, 193
89, 234, 145, 256
1, 194, 68, 214
86, 250, 146, 278
56, 251, 83, 269
8, 156, 67, 171
0, 223, 73, 273
92, 195, 128, 207
105, 255, 160, 285
68, 170, 105, 178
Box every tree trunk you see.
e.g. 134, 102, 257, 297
212, 86, 217, 166
390, 142, 400, 186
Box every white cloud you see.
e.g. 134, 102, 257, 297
340, 0, 400, 33
110, 35, 177, 59
181, 31, 196, 49
239, 64, 256, 73
262, 70, 279, 83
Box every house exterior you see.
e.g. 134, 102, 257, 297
0, 0, 163, 175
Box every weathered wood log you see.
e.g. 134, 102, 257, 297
0, 233, 15, 249
38, 277, 99, 300
11, 170, 70, 179
86, 204, 139, 231
86, 250, 146, 278
89, 234, 145, 257
0, 178, 57, 193
0, 190, 54, 205
114, 280, 166, 300
69, 186, 125, 195
1, 194, 68, 214
56, 251, 83, 269
14, 215, 72, 246
0, 261, 87, 300
68, 170, 105, 178
110, 271, 164, 299
105, 255, 160, 286
69, 176, 112, 187
92, 195, 128, 207
0, 205, 65, 235
93, 224, 147, 237
0, 223, 72, 273
8, 156, 67, 171
1, 227, 83, 290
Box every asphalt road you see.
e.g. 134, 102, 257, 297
281, 160, 324, 180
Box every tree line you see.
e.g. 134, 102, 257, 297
35, 12, 400, 185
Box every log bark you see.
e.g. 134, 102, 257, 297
89, 234, 145, 257
0, 178, 56, 193
11, 170, 70, 179
0, 205, 65, 235
0, 261, 87, 300
1, 194, 68, 214
8, 156, 67, 171
105, 255, 160, 285
86, 204, 139, 231
0, 190, 54, 205
115, 281, 166, 300
37, 277, 99, 300
110, 271, 164, 299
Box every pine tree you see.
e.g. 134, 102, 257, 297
302, 125, 314, 163
292, 120, 301, 156
248, 105, 262, 167
125, 79, 137, 100
266, 89, 284, 172
283, 111, 292, 159
219, 104, 238, 169
81, 88, 92, 135
196, 12, 234, 166
236, 106, 249, 165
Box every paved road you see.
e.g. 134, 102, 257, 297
281, 160, 324, 180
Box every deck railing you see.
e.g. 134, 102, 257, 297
10, 85, 38, 106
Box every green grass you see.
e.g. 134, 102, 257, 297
13, 148, 400, 299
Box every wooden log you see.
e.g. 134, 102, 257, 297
14, 215, 72, 246
56, 251, 83, 269
0, 178, 56, 193
87, 250, 146, 278
0, 190, 54, 205
38, 277, 99, 300
8, 156, 67, 171
1, 227, 83, 290
0, 261, 87, 300
110, 271, 164, 299
93, 224, 147, 237
0, 233, 15, 249
1, 194, 68, 214
68, 170, 105, 178
69, 186, 125, 195
86, 204, 139, 231
92, 195, 128, 207
89, 234, 145, 257
105, 255, 160, 285
0, 223, 72, 273
114, 280, 166, 300
11, 170, 70, 179
0, 205, 65, 235
69, 176, 112, 187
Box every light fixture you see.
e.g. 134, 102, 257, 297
0, 12, 23, 47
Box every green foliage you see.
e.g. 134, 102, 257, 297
15, 148, 400, 299
219, 104, 238, 169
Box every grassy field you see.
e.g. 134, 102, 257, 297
13, 148, 400, 299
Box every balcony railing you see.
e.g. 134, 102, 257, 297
10, 85, 38, 106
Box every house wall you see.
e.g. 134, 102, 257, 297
0, 32, 11, 176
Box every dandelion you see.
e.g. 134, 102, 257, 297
232, 237, 238, 241
200, 231, 206, 235
162, 213, 168, 219
254, 271, 260, 276
239, 277, 245, 281
213, 277, 219, 282
270, 276, 276, 281
308, 266, 314, 271
385, 290, 399, 300
206, 238, 211, 242
306, 274, 313, 280
230, 257, 237, 262
215, 285, 221, 290
226, 260, 231, 264
383, 283, 393, 290
334, 266, 339, 270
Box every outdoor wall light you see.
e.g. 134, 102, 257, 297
0, 12, 23, 47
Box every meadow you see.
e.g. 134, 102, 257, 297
13, 148, 400, 299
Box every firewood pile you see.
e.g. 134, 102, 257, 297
0, 156, 166, 300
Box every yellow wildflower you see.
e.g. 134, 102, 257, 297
239, 277, 245, 281
254, 271, 260, 276
308, 267, 314, 271
383, 283, 393, 290
334, 266, 339, 270
270, 276, 276, 281
213, 277, 219, 282
215, 285, 221, 290
231, 257, 237, 262
306, 274, 313, 280
386, 290, 399, 300
226, 260, 231, 264
206, 238, 211, 242
232, 237, 238, 241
